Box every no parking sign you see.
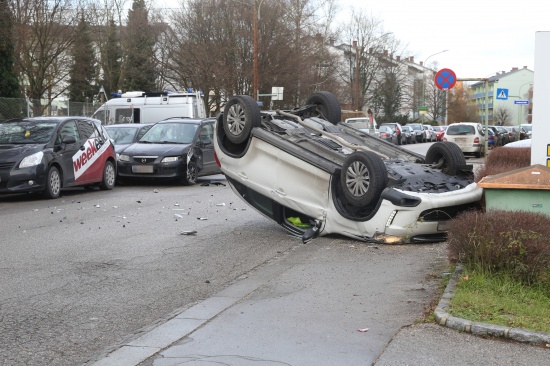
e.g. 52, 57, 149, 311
434, 68, 457, 90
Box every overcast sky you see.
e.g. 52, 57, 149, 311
337, 0, 548, 78
157, 0, 547, 78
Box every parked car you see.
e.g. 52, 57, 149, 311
443, 122, 486, 158
214, 92, 482, 244
433, 126, 447, 141
504, 126, 521, 142
485, 128, 496, 148
378, 122, 403, 145
104, 123, 154, 153
117, 117, 221, 185
406, 123, 427, 143
520, 124, 532, 139
423, 125, 437, 142
0, 116, 116, 199
488, 125, 508, 146
400, 125, 414, 144
378, 125, 399, 144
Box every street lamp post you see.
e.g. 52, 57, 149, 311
421, 50, 448, 120
253, 1, 259, 100
353, 41, 359, 111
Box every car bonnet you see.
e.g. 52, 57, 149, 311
121, 142, 191, 156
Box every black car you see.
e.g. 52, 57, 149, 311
116, 117, 221, 185
0, 117, 117, 199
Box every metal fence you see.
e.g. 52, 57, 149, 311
0, 97, 99, 120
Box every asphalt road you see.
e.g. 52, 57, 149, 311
0, 175, 297, 365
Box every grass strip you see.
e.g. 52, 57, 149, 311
449, 268, 550, 334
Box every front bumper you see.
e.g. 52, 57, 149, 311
117, 160, 186, 179
0, 164, 47, 194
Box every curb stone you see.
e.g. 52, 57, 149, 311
434, 265, 550, 345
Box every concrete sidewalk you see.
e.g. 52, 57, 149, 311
86, 240, 549, 366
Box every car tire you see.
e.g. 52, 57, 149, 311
223, 95, 261, 144
99, 161, 116, 190
340, 151, 388, 207
425, 142, 466, 176
181, 161, 197, 186
305, 91, 341, 125
42, 166, 61, 199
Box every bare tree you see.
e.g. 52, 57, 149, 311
337, 9, 397, 112
11, 0, 84, 114
493, 105, 512, 125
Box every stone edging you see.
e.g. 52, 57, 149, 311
434, 265, 550, 345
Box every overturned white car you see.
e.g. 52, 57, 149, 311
214, 92, 482, 244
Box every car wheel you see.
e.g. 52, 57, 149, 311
223, 95, 261, 144
425, 142, 466, 176
42, 166, 61, 199
181, 161, 197, 186
340, 151, 388, 207
99, 161, 116, 190
304, 91, 341, 125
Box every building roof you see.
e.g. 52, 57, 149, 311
471, 67, 533, 87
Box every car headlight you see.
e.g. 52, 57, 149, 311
19, 151, 44, 168
161, 156, 181, 163
119, 154, 130, 162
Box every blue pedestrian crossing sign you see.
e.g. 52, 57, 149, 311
496, 88, 509, 100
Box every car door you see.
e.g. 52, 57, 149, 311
196, 123, 218, 175
54, 120, 81, 185
74, 120, 109, 183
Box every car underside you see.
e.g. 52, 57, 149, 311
214, 92, 482, 244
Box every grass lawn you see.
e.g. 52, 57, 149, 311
449, 268, 550, 334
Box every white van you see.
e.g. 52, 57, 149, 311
92, 91, 207, 125
343, 117, 378, 135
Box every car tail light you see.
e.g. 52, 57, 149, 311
474, 137, 479, 144
214, 150, 221, 167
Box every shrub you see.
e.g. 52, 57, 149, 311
475, 147, 531, 182
448, 210, 550, 288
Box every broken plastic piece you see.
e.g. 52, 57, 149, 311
197, 217, 207, 220
358, 328, 369, 332
180, 230, 197, 235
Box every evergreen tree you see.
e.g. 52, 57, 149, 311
101, 19, 122, 96
123, 0, 157, 92
68, 14, 96, 108
0, 0, 21, 98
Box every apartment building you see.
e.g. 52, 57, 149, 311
469, 67, 533, 125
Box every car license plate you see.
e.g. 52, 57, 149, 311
132, 165, 154, 173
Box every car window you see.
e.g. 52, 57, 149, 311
446, 125, 475, 135
107, 126, 140, 144
77, 120, 100, 140
137, 126, 152, 140
56, 121, 80, 144
199, 124, 214, 143
0, 121, 57, 144
141, 123, 198, 144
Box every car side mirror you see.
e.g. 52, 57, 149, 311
62, 135, 77, 144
